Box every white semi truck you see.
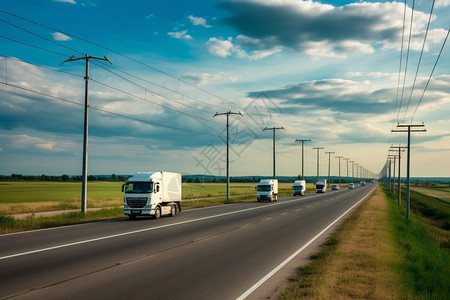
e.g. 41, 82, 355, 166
316, 179, 327, 193
293, 180, 306, 196
122, 171, 181, 220
256, 179, 278, 202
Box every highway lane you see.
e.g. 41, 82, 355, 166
0, 183, 377, 299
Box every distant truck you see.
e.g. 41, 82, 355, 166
293, 180, 306, 196
256, 179, 278, 202
122, 171, 181, 220
316, 179, 327, 193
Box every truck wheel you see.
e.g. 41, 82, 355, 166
170, 205, 177, 217
154, 206, 161, 219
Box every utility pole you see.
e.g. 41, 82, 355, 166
61, 54, 111, 213
295, 139, 311, 179
350, 160, 354, 181
343, 158, 349, 183
264, 127, 285, 178
392, 123, 426, 221
313, 147, 324, 182
390, 145, 407, 206
325, 151, 335, 187
388, 155, 398, 193
336, 156, 343, 184
214, 111, 243, 202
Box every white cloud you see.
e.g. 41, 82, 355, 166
182, 72, 239, 86
435, 0, 450, 8
206, 36, 281, 60
188, 15, 211, 28
52, 32, 72, 41
168, 30, 193, 40
217, 0, 442, 58
206, 37, 234, 57
54, 0, 76, 4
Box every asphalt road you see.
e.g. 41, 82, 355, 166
0, 183, 376, 300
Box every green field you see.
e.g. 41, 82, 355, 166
0, 181, 317, 215
0, 180, 316, 233
279, 184, 450, 299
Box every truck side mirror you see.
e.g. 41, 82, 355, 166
254, 186, 257, 190
121, 183, 125, 192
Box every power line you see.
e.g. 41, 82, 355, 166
94, 61, 230, 111
394, 0, 408, 124
0, 9, 243, 110
411, 28, 449, 121
0, 81, 218, 137
402, 0, 436, 121
0, 18, 83, 56
89, 78, 223, 127
0, 35, 71, 58
1, 54, 223, 131
397, 0, 415, 123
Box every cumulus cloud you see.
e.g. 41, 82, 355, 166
435, 0, 450, 8
52, 32, 72, 41
206, 37, 234, 57
213, 0, 440, 59
188, 15, 211, 28
54, 0, 76, 4
168, 30, 193, 40
182, 72, 239, 86
206, 36, 281, 60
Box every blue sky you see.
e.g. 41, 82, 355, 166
1, 0, 449, 178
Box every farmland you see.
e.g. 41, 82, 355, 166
0, 181, 317, 216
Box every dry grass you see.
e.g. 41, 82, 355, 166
280, 186, 401, 299
411, 186, 450, 202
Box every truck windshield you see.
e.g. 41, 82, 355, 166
316, 184, 324, 188
294, 186, 303, 190
258, 185, 271, 191
124, 182, 153, 193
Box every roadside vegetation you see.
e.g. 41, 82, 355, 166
279, 184, 450, 299
0, 181, 316, 233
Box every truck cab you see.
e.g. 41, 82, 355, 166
293, 180, 306, 196
315, 179, 327, 193
256, 179, 278, 202
122, 172, 181, 220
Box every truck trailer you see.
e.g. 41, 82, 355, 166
316, 179, 327, 193
122, 171, 181, 220
256, 179, 278, 202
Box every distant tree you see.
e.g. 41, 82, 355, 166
194, 177, 200, 183
62, 174, 70, 181
88, 175, 96, 181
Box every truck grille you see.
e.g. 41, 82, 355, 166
126, 197, 148, 208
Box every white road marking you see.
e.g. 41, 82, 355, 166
1, 194, 323, 260
236, 185, 376, 300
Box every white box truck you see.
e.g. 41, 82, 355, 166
256, 179, 278, 202
122, 171, 181, 220
316, 179, 327, 193
293, 180, 306, 196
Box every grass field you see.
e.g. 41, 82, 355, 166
279, 185, 450, 299
0, 181, 318, 215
